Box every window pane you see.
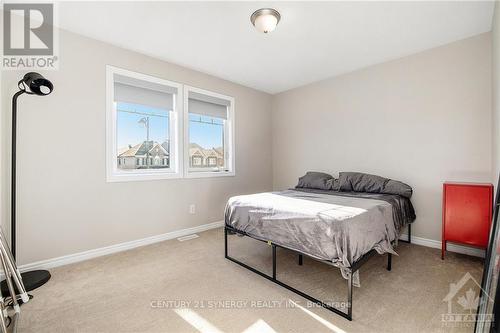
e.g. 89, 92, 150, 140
188, 113, 224, 170
116, 102, 170, 170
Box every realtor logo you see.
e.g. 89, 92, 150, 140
2, 2, 58, 69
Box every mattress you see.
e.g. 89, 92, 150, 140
225, 189, 414, 285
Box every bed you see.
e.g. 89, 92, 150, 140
224, 172, 416, 320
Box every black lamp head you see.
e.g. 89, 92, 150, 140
19, 72, 53, 96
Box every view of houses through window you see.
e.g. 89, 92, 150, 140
188, 113, 225, 170
116, 102, 171, 170
109, 67, 234, 181
116, 104, 225, 171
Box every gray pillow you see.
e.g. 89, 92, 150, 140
296, 172, 334, 190
381, 180, 413, 198
339, 171, 413, 198
338, 172, 389, 193
328, 178, 341, 191
338, 173, 352, 191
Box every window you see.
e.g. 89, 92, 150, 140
191, 156, 201, 166
106, 66, 183, 182
106, 67, 235, 182
207, 157, 217, 166
184, 86, 235, 177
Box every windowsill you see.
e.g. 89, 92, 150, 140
184, 171, 235, 179
106, 171, 182, 182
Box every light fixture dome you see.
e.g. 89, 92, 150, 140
251, 8, 280, 34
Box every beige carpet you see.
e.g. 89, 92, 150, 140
18, 228, 483, 333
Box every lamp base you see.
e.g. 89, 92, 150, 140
1, 270, 51, 296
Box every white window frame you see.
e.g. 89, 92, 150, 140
183, 85, 235, 178
106, 65, 183, 182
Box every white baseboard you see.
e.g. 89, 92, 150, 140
17, 222, 482, 273
18, 220, 224, 273
399, 234, 485, 258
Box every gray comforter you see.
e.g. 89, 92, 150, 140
225, 189, 414, 286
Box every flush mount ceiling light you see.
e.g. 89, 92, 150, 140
250, 8, 281, 34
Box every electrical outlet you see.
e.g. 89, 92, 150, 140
189, 204, 196, 214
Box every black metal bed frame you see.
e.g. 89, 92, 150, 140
224, 224, 411, 321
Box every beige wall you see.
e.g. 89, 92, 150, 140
1, 29, 273, 265
272, 33, 492, 241
493, 2, 500, 187
0, 26, 495, 265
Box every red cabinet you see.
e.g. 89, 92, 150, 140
442, 182, 493, 259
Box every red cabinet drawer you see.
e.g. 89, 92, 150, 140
442, 182, 493, 259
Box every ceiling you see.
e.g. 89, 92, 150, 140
57, 1, 495, 94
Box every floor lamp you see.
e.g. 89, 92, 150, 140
0, 72, 54, 296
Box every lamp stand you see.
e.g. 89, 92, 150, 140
0, 89, 51, 296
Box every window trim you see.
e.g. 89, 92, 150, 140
183, 85, 235, 179
106, 65, 184, 182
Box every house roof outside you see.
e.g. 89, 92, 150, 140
189, 143, 223, 159
117, 146, 129, 156
118, 141, 221, 159
118, 141, 169, 158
